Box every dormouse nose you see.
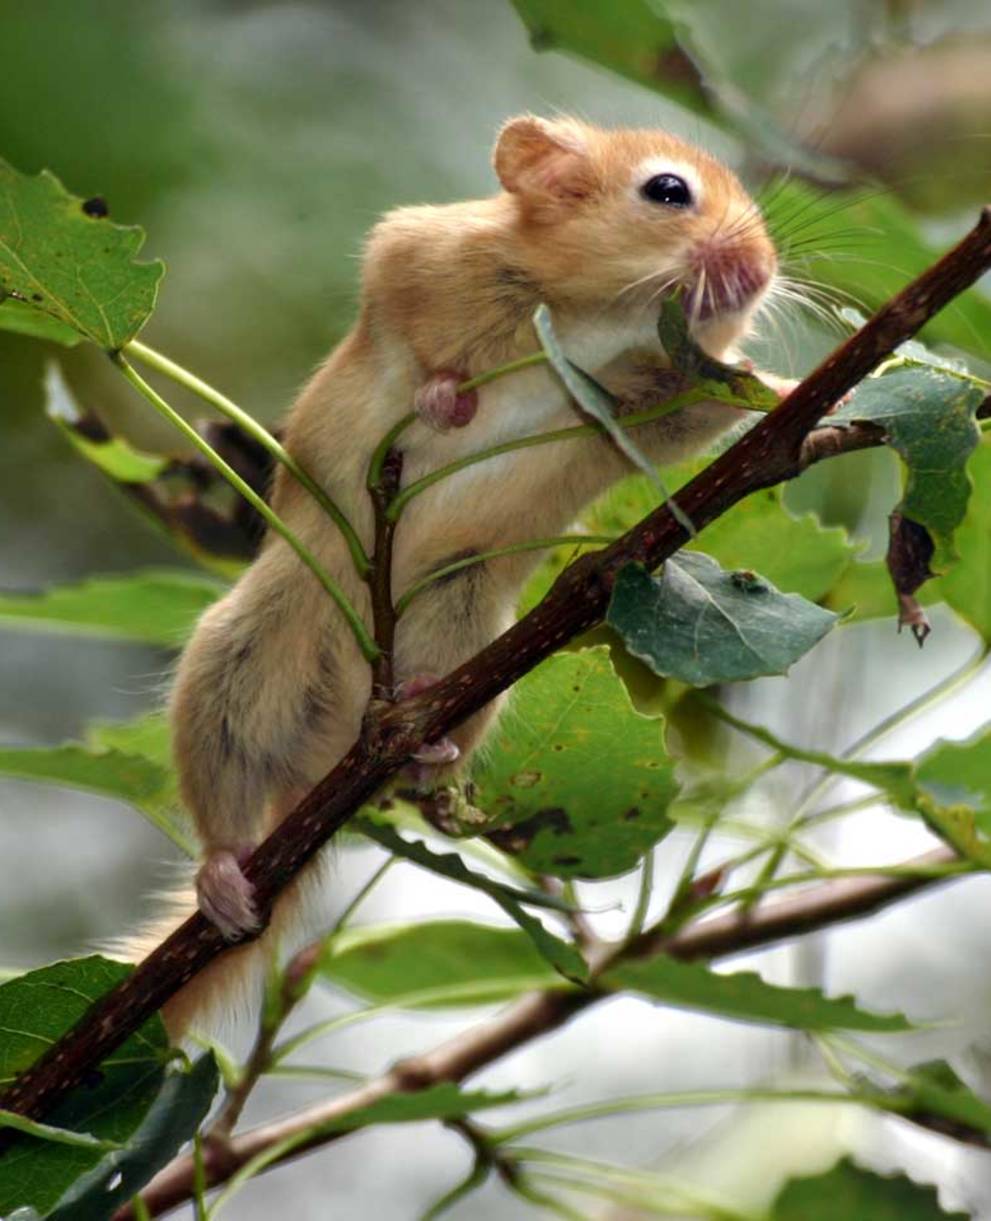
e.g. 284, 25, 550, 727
688, 232, 775, 319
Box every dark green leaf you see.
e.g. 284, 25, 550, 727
938, 442, 991, 641
771, 1157, 966, 1220
472, 648, 678, 879
832, 369, 983, 571
320, 920, 559, 1006
0, 957, 170, 1217
0, 158, 162, 349
357, 818, 587, 982
607, 554, 837, 686
48, 1053, 219, 1221
587, 468, 856, 603
605, 955, 913, 1032
0, 569, 222, 645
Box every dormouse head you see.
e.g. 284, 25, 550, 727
494, 115, 776, 352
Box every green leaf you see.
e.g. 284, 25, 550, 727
0, 569, 222, 645
771, 1157, 966, 1220
607, 554, 837, 686
320, 920, 559, 1006
533, 304, 680, 520
917, 727, 991, 838
769, 181, 991, 361
938, 442, 991, 641
894, 1060, 991, 1138
510, 0, 713, 117
45, 362, 167, 482
832, 369, 983, 570
0, 299, 81, 346
604, 955, 913, 1032
587, 469, 856, 603
357, 818, 588, 983
0, 957, 170, 1217
0, 158, 163, 349
0, 714, 193, 855
472, 648, 678, 879
47, 1054, 219, 1221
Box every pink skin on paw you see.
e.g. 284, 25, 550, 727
196, 845, 260, 940
396, 673, 461, 767
414, 371, 478, 432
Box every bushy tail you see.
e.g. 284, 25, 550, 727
111, 860, 330, 1041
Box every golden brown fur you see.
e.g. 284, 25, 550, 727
125, 116, 778, 1037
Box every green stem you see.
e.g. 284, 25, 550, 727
330, 857, 394, 934
386, 388, 709, 522
126, 339, 370, 576
626, 852, 654, 942
114, 355, 381, 663
492, 1085, 883, 1144
459, 350, 548, 392
394, 534, 615, 615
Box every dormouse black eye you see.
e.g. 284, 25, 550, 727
641, 173, 692, 208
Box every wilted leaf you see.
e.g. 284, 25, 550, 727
771, 1157, 966, 1220
831, 369, 983, 572
605, 955, 914, 1032
607, 554, 837, 686
47, 1054, 218, 1221
0, 957, 170, 1217
0, 158, 162, 349
357, 818, 587, 982
0, 569, 221, 646
320, 920, 559, 1006
472, 648, 677, 878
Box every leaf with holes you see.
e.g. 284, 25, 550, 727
607, 554, 838, 686
0, 957, 171, 1217
0, 159, 162, 349
472, 647, 677, 879
831, 369, 983, 572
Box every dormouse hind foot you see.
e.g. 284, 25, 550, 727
196, 845, 260, 941
414, 370, 478, 431
396, 673, 461, 768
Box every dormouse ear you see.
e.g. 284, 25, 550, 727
494, 116, 595, 204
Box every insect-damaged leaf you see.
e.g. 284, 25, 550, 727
0, 957, 172, 1217
607, 553, 837, 686
472, 647, 677, 879
0, 158, 162, 349
830, 368, 984, 572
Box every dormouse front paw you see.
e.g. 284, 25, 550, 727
396, 673, 461, 768
196, 845, 260, 940
414, 371, 478, 431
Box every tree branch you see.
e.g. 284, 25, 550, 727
117, 847, 962, 1217
2, 207, 990, 1132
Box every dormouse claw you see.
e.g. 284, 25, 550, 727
196, 847, 260, 941
414, 371, 478, 431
